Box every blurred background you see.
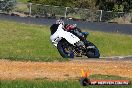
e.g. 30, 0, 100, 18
0, 0, 132, 24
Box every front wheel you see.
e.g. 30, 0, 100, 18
85, 41, 100, 58
57, 40, 74, 58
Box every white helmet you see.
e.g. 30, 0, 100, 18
56, 19, 64, 25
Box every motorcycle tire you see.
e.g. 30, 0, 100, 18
57, 40, 74, 58
86, 41, 100, 58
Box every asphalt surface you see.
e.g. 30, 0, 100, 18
0, 13, 132, 35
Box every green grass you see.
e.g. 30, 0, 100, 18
15, 3, 29, 12
0, 74, 131, 88
17, 0, 28, 3
0, 20, 132, 61
87, 31, 132, 56
0, 21, 62, 61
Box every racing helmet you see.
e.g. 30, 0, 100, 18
56, 19, 64, 25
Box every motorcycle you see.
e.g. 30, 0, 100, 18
50, 24, 100, 58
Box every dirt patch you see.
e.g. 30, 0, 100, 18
0, 59, 132, 80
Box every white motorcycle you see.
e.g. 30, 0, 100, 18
50, 24, 100, 58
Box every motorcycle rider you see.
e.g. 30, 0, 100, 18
51, 19, 89, 56
51, 19, 88, 42
50, 19, 100, 58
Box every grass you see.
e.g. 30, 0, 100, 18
0, 20, 132, 61
0, 74, 131, 88
0, 20, 62, 61
15, 3, 29, 12
17, 0, 28, 3
87, 31, 132, 57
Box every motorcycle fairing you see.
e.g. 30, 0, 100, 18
50, 24, 80, 47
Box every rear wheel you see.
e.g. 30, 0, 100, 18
86, 41, 100, 58
57, 40, 74, 58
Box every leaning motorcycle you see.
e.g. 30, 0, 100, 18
50, 24, 100, 58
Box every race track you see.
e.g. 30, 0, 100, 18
0, 13, 132, 35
